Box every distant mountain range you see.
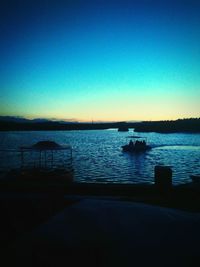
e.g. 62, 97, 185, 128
0, 116, 132, 131
0, 116, 78, 124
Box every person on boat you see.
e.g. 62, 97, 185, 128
129, 140, 134, 147
142, 140, 146, 147
135, 140, 144, 148
135, 140, 139, 147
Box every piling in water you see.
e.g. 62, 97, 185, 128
154, 166, 172, 191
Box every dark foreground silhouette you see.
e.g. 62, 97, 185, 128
0, 117, 199, 132
1, 183, 200, 267
1, 163, 200, 266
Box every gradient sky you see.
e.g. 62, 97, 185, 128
0, 0, 200, 121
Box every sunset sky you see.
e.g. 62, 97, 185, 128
0, 0, 200, 121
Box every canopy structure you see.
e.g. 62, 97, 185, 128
20, 141, 71, 151
19, 141, 73, 171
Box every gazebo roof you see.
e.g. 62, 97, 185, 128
20, 141, 71, 151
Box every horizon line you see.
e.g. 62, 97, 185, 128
0, 115, 199, 123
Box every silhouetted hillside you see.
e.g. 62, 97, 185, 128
0, 118, 137, 131
0, 117, 199, 132
134, 118, 200, 133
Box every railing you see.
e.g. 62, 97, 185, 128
0, 148, 73, 178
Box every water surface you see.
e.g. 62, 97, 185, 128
0, 130, 200, 185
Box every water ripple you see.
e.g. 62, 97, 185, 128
0, 130, 200, 185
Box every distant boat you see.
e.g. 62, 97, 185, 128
122, 138, 151, 153
118, 127, 129, 132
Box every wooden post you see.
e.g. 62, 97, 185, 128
44, 151, 47, 168
154, 165, 172, 191
21, 150, 24, 169
51, 150, 53, 169
39, 151, 42, 168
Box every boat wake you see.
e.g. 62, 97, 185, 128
152, 144, 200, 150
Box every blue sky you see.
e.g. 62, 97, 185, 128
0, 0, 200, 121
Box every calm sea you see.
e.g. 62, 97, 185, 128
0, 130, 200, 185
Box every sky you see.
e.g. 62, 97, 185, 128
0, 0, 200, 121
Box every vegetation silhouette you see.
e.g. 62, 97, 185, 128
134, 118, 200, 133
0, 117, 199, 132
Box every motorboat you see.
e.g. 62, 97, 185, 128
122, 138, 151, 153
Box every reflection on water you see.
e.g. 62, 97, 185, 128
154, 145, 200, 150
0, 130, 200, 185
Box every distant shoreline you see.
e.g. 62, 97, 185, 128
133, 118, 200, 133
0, 118, 199, 133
